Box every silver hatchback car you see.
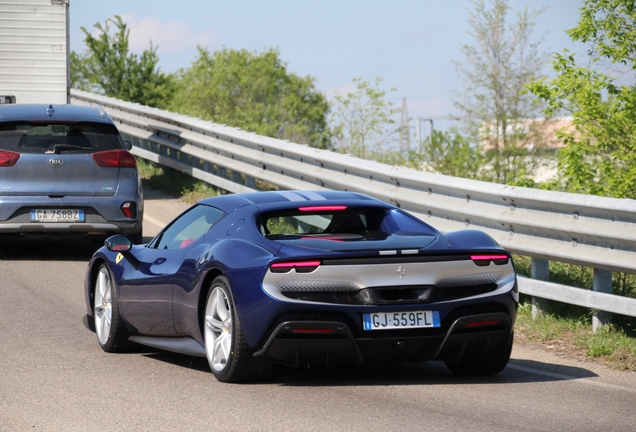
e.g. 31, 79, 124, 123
0, 104, 143, 242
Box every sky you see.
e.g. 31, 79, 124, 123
69, 0, 587, 125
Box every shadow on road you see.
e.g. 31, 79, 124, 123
131, 347, 599, 387
273, 358, 599, 387
0, 238, 103, 261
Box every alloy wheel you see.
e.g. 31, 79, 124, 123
205, 286, 233, 372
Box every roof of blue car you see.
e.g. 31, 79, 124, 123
199, 190, 388, 213
0, 104, 114, 124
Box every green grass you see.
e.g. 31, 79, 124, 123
516, 301, 636, 371
136, 158, 217, 203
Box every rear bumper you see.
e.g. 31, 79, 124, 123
254, 312, 513, 367
0, 221, 140, 236
0, 195, 142, 237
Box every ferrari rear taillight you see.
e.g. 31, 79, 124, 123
470, 254, 509, 266
92, 149, 137, 168
120, 202, 137, 219
0, 150, 20, 167
270, 260, 321, 273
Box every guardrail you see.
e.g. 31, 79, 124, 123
71, 89, 636, 326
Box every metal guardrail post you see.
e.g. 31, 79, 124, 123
218, 166, 227, 179
592, 269, 613, 332
531, 258, 550, 319
231, 170, 242, 185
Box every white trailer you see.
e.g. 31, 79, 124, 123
0, 0, 69, 105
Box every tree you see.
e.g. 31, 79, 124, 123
331, 77, 401, 159
69, 51, 94, 93
454, 0, 551, 185
170, 47, 331, 149
528, 0, 636, 199
419, 130, 483, 179
71, 16, 174, 109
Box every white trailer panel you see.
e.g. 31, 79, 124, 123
0, 0, 69, 105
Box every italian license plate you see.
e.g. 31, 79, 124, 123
363, 310, 440, 331
30, 209, 84, 223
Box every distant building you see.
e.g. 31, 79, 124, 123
480, 117, 574, 151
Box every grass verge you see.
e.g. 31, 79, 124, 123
514, 254, 636, 371
516, 301, 636, 371
137, 158, 217, 203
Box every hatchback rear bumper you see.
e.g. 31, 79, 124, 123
0, 195, 142, 237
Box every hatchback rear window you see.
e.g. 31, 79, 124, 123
0, 122, 124, 154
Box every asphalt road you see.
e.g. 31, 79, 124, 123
1, 190, 635, 431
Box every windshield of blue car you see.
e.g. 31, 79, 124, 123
0, 122, 124, 154
259, 207, 437, 249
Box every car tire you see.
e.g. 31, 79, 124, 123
203, 276, 273, 383
444, 331, 514, 376
94, 263, 133, 353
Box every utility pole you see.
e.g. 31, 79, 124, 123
399, 97, 410, 153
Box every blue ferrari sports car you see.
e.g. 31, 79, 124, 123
83, 190, 518, 382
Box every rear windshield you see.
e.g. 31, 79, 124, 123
259, 207, 437, 247
0, 122, 124, 154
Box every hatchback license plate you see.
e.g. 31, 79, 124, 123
30, 209, 84, 223
363, 311, 440, 331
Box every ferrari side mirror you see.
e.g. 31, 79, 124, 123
105, 234, 133, 254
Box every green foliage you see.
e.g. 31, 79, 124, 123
331, 77, 401, 159
136, 158, 216, 203
418, 130, 483, 178
455, 0, 551, 185
528, 0, 636, 199
170, 46, 331, 149
69, 51, 93, 93
584, 326, 618, 356
71, 16, 175, 109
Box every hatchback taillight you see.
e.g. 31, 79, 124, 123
92, 150, 137, 168
0, 150, 20, 167
120, 202, 137, 219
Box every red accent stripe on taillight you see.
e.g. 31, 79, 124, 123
92, 150, 137, 168
465, 320, 501, 328
0, 150, 20, 167
270, 260, 322, 268
470, 254, 509, 266
270, 260, 321, 273
470, 254, 509, 261
298, 206, 347, 212
292, 328, 335, 334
